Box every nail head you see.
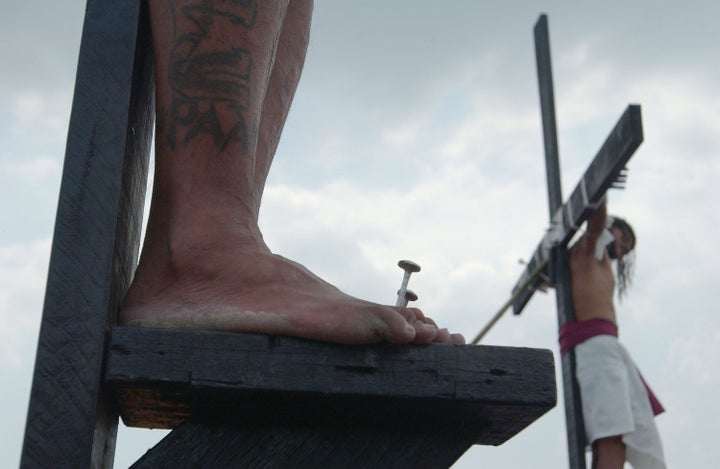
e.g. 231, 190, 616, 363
398, 260, 421, 273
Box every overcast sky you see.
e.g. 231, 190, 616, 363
2, 1, 719, 467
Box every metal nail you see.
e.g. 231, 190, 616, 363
400, 289, 419, 307
395, 260, 421, 307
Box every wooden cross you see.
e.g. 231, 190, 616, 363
20, 2, 555, 467
509, 14, 644, 469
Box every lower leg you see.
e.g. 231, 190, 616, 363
592, 436, 626, 469
121, 0, 464, 345
252, 0, 313, 213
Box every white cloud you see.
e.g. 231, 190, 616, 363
657, 322, 720, 467
667, 326, 719, 386
11, 90, 73, 136
0, 239, 50, 369
3, 155, 61, 185
14, 93, 46, 122
380, 119, 425, 151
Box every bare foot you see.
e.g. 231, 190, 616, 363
130, 0, 466, 346
120, 244, 465, 345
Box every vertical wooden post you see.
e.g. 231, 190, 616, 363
534, 15, 587, 469
21, 0, 154, 467
534, 15, 562, 220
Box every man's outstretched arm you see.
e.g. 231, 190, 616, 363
586, 198, 608, 237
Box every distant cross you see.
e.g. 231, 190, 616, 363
513, 14, 644, 469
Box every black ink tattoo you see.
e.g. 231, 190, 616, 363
166, 0, 258, 152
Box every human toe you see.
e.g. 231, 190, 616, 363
411, 319, 439, 344
450, 333, 466, 344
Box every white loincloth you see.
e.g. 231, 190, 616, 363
575, 335, 666, 469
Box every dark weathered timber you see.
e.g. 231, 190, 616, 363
531, 15, 587, 469
553, 247, 587, 468
535, 14, 563, 221
20, 0, 154, 467
106, 327, 556, 448
511, 104, 643, 316
131, 418, 476, 469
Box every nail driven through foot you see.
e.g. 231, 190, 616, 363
397, 289, 418, 307
395, 260, 421, 307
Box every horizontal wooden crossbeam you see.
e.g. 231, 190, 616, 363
511, 104, 643, 315
106, 326, 556, 447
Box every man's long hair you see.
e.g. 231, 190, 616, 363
610, 216, 636, 300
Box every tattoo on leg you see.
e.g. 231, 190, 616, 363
166, 0, 258, 152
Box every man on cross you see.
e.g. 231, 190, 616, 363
560, 199, 665, 468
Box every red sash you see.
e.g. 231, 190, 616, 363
559, 319, 665, 416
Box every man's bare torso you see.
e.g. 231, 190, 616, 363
570, 234, 617, 324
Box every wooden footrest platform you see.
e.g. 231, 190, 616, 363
106, 326, 555, 466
